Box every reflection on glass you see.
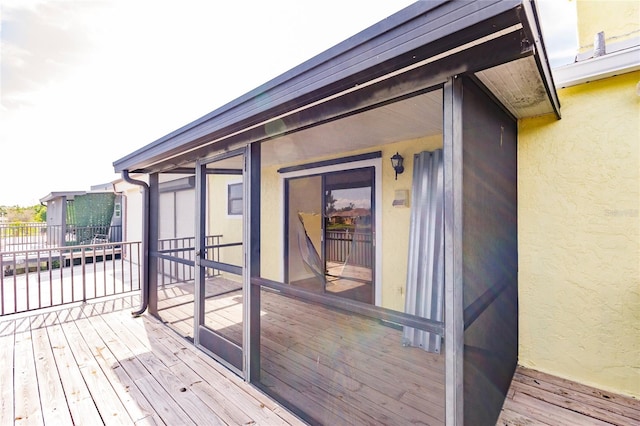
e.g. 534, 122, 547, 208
286, 168, 374, 304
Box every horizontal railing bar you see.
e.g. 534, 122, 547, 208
251, 277, 444, 336
201, 259, 242, 276
157, 234, 222, 243
157, 247, 194, 254
204, 242, 242, 250
152, 252, 195, 267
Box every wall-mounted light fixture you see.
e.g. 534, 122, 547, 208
391, 152, 404, 180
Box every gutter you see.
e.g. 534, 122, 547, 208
121, 170, 150, 316
554, 41, 640, 88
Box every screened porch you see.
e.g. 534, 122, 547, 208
113, 2, 559, 424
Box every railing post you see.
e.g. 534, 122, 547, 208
81, 247, 87, 303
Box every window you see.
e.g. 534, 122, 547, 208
228, 182, 243, 215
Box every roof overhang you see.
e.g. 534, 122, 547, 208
39, 191, 88, 203
39, 189, 118, 203
113, 0, 559, 174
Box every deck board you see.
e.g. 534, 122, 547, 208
14, 322, 43, 426
498, 367, 640, 426
46, 316, 104, 425
0, 319, 15, 425
58, 312, 133, 425
1, 292, 639, 425
31, 321, 73, 425
74, 311, 159, 424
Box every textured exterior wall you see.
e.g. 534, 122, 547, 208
518, 71, 640, 398
114, 178, 147, 243
208, 174, 243, 279
576, 0, 640, 51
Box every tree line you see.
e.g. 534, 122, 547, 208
0, 205, 47, 223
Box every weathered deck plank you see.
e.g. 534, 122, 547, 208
58, 311, 133, 425
498, 367, 640, 425
31, 320, 73, 425
76, 309, 161, 425
14, 320, 43, 426
47, 315, 104, 425
0, 318, 16, 425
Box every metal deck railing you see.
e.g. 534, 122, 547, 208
0, 222, 123, 252
0, 241, 141, 316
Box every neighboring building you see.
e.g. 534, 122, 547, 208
111, 1, 638, 424
39, 190, 123, 245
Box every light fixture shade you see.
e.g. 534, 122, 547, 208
391, 152, 404, 179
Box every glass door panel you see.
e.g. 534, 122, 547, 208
324, 168, 374, 304
286, 175, 324, 291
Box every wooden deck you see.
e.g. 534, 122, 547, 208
156, 280, 639, 425
1, 295, 302, 426
1, 292, 638, 425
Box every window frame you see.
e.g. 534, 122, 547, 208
227, 181, 243, 217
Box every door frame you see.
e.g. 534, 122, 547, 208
279, 156, 383, 306
194, 147, 247, 376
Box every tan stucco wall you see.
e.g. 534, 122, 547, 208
518, 71, 640, 398
576, 0, 640, 51
207, 174, 243, 281
261, 134, 442, 312
113, 178, 147, 244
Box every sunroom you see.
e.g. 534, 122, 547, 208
113, 1, 559, 424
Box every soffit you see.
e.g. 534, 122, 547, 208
475, 56, 554, 118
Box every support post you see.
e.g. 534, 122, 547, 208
148, 173, 159, 315
194, 164, 207, 343
443, 76, 464, 426
246, 142, 261, 382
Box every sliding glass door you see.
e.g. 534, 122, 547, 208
285, 167, 375, 304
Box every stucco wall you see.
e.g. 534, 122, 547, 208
260, 134, 442, 311
518, 71, 640, 398
113, 179, 146, 244
576, 0, 639, 51
207, 174, 243, 281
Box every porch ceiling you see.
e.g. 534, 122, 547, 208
261, 90, 443, 168
113, 0, 558, 175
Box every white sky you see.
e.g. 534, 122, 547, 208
0, 0, 577, 206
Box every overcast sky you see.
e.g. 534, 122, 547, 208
0, 0, 577, 206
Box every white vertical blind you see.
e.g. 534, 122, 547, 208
403, 149, 445, 353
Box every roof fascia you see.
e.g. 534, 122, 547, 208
39, 191, 88, 203
132, 28, 533, 175
519, 0, 561, 118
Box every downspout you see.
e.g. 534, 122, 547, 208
121, 170, 150, 316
